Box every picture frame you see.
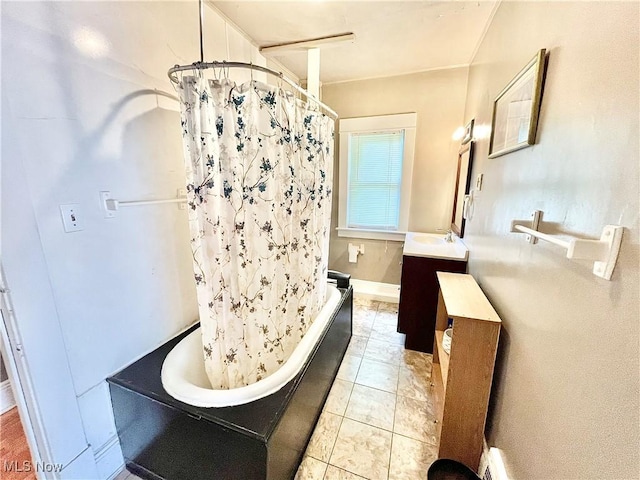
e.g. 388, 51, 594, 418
461, 118, 474, 145
489, 49, 547, 158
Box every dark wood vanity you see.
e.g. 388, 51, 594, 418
398, 139, 475, 353
398, 255, 467, 353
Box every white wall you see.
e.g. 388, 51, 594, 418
1, 2, 276, 478
462, 2, 639, 478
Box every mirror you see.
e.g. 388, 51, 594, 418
451, 141, 475, 238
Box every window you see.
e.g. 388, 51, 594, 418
338, 113, 417, 241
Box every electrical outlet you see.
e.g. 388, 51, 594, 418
60, 204, 84, 232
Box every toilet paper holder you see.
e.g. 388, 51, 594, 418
348, 243, 365, 263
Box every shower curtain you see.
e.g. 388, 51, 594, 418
177, 76, 334, 389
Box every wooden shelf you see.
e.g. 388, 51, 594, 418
436, 272, 501, 322
434, 330, 449, 388
432, 272, 501, 472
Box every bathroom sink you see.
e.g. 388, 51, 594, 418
403, 232, 468, 261
412, 235, 445, 246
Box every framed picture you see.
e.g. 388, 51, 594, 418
461, 118, 474, 145
489, 49, 547, 158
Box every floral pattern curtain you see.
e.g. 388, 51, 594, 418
177, 76, 334, 389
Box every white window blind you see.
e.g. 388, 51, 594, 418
338, 113, 416, 241
347, 130, 405, 230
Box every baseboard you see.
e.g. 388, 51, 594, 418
95, 435, 124, 480
0, 380, 16, 414
479, 439, 491, 478
479, 438, 509, 480
350, 279, 400, 303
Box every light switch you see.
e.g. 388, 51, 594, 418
476, 173, 484, 191
60, 204, 84, 232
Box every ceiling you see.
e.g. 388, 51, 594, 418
211, 1, 498, 84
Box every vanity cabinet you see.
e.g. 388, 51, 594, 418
432, 272, 501, 471
398, 255, 467, 353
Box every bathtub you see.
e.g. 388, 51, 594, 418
161, 284, 342, 407
108, 277, 352, 480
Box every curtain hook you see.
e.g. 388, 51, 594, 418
171, 71, 181, 93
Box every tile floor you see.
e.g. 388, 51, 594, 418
114, 295, 439, 480
295, 296, 439, 480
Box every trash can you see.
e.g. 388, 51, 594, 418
427, 459, 482, 480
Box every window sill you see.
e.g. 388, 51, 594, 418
336, 228, 407, 242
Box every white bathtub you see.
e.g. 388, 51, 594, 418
161, 284, 342, 408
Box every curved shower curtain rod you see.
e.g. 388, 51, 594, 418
167, 0, 337, 120
167, 62, 338, 120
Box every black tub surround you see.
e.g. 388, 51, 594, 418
108, 283, 352, 480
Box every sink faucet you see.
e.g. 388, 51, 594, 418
444, 230, 454, 243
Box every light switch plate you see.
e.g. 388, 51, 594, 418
100, 191, 116, 218
60, 204, 84, 232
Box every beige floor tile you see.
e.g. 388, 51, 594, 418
337, 355, 362, 382
397, 366, 435, 402
353, 311, 374, 337
344, 384, 396, 431
374, 310, 399, 326
324, 379, 354, 416
306, 411, 343, 462
296, 456, 329, 480
353, 297, 380, 309
400, 349, 433, 373
353, 308, 376, 323
353, 323, 372, 337
329, 418, 392, 480
355, 358, 399, 393
345, 335, 368, 357
377, 302, 399, 314
394, 395, 438, 445
324, 465, 367, 479
388, 434, 438, 480
369, 322, 405, 346
319, 299, 443, 480
364, 338, 404, 365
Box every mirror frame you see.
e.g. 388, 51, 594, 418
451, 141, 475, 238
